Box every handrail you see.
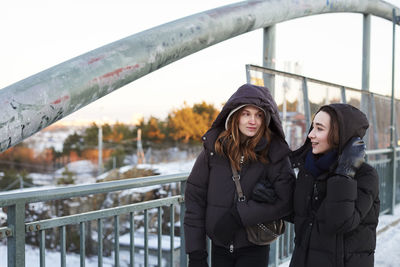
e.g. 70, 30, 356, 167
25, 196, 182, 232
248, 64, 400, 98
0, 0, 399, 152
1, 173, 189, 267
0, 172, 189, 205
366, 148, 394, 155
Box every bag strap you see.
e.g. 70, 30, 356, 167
230, 164, 246, 202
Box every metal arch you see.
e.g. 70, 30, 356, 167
0, 0, 399, 152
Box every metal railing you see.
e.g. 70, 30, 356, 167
1, 146, 399, 267
0, 173, 189, 267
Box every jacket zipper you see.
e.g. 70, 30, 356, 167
229, 156, 244, 254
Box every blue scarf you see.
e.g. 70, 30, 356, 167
305, 149, 338, 178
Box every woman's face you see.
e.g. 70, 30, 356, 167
238, 106, 264, 137
308, 111, 333, 154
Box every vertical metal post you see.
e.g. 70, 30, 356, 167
390, 8, 398, 214
114, 216, 120, 267
302, 77, 311, 129
98, 126, 103, 176
39, 230, 45, 267
207, 238, 212, 266
157, 207, 162, 267
129, 213, 134, 267
98, 219, 103, 267
340, 86, 347, 104
263, 26, 276, 97
268, 239, 279, 267
180, 181, 187, 267
370, 94, 379, 149
80, 222, 86, 267
170, 205, 175, 267
362, 14, 371, 147
144, 210, 149, 267
362, 14, 371, 95
61, 226, 66, 267
245, 64, 252, 84
7, 202, 25, 267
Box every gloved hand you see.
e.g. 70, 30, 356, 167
252, 179, 277, 203
188, 250, 208, 267
213, 206, 243, 246
335, 136, 366, 179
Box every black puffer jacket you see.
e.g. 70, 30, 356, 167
289, 104, 380, 267
184, 84, 295, 253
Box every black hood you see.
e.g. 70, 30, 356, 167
297, 103, 369, 156
202, 84, 289, 163
209, 83, 286, 141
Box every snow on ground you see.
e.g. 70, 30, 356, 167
119, 232, 181, 250
28, 173, 55, 186
137, 160, 194, 175
55, 160, 97, 184
0, 243, 161, 267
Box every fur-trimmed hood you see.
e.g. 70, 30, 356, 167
202, 83, 289, 163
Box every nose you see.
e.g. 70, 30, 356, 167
249, 115, 256, 124
308, 128, 315, 139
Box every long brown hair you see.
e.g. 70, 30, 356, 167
215, 106, 271, 170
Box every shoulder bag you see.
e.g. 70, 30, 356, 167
231, 164, 285, 245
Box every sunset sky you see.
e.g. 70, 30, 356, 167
1, 0, 400, 125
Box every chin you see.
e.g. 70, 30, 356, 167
312, 148, 329, 155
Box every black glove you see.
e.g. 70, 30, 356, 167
188, 250, 208, 267
335, 136, 366, 179
252, 179, 277, 203
213, 206, 243, 246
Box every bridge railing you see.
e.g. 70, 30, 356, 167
0, 147, 399, 267
246, 64, 400, 215
0, 173, 189, 267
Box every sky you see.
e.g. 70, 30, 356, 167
1, 0, 400, 125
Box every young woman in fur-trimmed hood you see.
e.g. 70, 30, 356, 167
184, 84, 295, 267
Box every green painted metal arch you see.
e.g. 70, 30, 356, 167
0, 0, 398, 152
